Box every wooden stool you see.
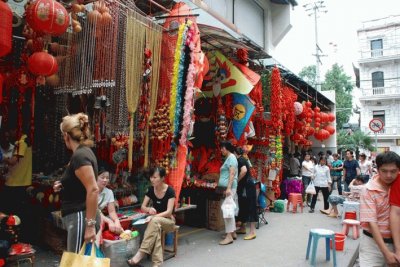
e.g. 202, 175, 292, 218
7, 252, 35, 267
342, 219, 360, 240
161, 225, 180, 259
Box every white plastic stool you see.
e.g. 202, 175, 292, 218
341, 201, 360, 222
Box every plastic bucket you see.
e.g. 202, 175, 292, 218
165, 232, 174, 246
344, 211, 357, 220
330, 233, 346, 251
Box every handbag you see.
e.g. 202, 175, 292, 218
221, 196, 236, 219
305, 181, 316, 195
60, 242, 110, 267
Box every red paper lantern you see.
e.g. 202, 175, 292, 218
26, 0, 70, 36
306, 101, 312, 108
320, 112, 328, 123
307, 127, 315, 136
314, 129, 330, 141
28, 51, 59, 76
324, 125, 336, 135
328, 113, 336, 122
0, 1, 12, 57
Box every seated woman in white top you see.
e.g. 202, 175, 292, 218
97, 168, 123, 234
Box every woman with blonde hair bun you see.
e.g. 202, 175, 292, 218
53, 113, 100, 253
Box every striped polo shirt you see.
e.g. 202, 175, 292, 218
360, 175, 391, 238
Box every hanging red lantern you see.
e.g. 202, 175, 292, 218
28, 51, 59, 76
26, 0, 70, 36
306, 101, 312, 108
0, 0, 12, 57
314, 106, 320, 113
314, 129, 330, 141
328, 113, 336, 122
307, 127, 315, 136
324, 125, 336, 135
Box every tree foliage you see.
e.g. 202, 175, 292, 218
322, 64, 353, 129
337, 130, 375, 156
298, 65, 316, 88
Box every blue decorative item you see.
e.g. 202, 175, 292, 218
84, 242, 105, 258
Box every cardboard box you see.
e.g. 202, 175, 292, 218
207, 199, 224, 231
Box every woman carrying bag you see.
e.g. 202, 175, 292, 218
53, 113, 100, 253
218, 141, 238, 245
309, 156, 332, 213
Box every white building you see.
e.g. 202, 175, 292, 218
356, 15, 400, 155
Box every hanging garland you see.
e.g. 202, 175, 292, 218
169, 21, 190, 137
282, 86, 297, 136
179, 21, 197, 146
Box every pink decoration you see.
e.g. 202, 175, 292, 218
294, 101, 303, 115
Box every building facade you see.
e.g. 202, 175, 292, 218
357, 15, 400, 154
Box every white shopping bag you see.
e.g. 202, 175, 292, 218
221, 196, 236, 219
306, 181, 316, 195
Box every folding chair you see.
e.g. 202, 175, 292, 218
255, 181, 268, 229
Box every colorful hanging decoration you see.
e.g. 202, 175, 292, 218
202, 51, 253, 97
179, 22, 199, 146
270, 66, 283, 130
169, 21, 190, 137
150, 103, 172, 164
0, 0, 12, 57
232, 93, 255, 140
282, 87, 297, 136
25, 0, 70, 36
294, 101, 303, 116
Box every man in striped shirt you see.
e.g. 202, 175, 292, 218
390, 172, 400, 264
360, 151, 400, 266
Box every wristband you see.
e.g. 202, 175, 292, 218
85, 218, 96, 227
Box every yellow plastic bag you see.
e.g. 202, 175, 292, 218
60, 242, 110, 267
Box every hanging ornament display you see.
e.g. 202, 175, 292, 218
324, 125, 336, 135
27, 51, 58, 76
0, 0, 12, 57
25, 0, 70, 36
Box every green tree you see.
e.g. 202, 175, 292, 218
298, 65, 316, 87
337, 129, 375, 157
322, 64, 353, 129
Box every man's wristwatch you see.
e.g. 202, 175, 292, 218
85, 218, 96, 227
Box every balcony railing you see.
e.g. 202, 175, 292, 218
361, 86, 400, 97
359, 47, 400, 60
362, 126, 399, 135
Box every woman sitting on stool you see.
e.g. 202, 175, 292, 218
127, 166, 175, 267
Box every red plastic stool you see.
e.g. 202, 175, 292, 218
287, 193, 303, 213
341, 219, 360, 240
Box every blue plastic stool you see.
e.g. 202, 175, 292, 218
306, 228, 337, 267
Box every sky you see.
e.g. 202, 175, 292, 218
273, 0, 400, 122
274, 0, 400, 79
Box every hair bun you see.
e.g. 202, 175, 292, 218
78, 113, 89, 129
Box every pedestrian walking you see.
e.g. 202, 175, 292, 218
343, 150, 360, 192
309, 156, 331, 213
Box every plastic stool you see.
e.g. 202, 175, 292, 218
306, 228, 337, 267
287, 193, 303, 213
342, 219, 360, 240
341, 201, 360, 222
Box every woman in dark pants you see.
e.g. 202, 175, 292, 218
234, 147, 257, 240
309, 156, 332, 213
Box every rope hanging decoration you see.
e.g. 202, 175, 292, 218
125, 9, 146, 172
143, 23, 163, 167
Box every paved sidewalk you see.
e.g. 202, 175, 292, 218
152, 197, 359, 267
27, 194, 359, 267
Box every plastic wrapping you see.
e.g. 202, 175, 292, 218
101, 236, 140, 267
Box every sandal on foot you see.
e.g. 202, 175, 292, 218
219, 238, 233, 245
127, 259, 140, 266
244, 234, 256, 240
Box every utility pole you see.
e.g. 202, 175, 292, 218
304, 1, 327, 91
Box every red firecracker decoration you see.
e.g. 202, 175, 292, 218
26, 0, 70, 36
28, 51, 58, 76
237, 48, 248, 64
0, 0, 12, 57
270, 67, 283, 131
